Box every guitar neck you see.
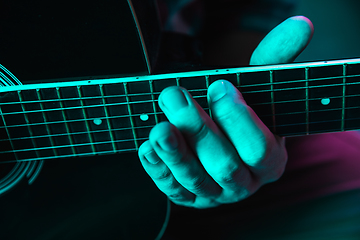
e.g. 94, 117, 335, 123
1, 58, 360, 163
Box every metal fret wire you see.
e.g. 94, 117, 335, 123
36, 89, 58, 156
269, 70, 276, 133
341, 64, 346, 131
305, 67, 309, 135
149, 80, 159, 125
18, 91, 40, 159
77, 86, 96, 153
124, 82, 139, 150
56, 87, 76, 155
0, 106, 16, 154
205, 75, 212, 119
99, 84, 117, 152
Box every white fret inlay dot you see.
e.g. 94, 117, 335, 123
321, 98, 330, 105
93, 118, 102, 125
140, 114, 149, 121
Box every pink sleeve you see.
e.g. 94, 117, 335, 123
251, 131, 360, 209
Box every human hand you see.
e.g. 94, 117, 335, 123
138, 16, 314, 208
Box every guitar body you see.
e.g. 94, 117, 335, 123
0, 1, 169, 239
0, 153, 169, 240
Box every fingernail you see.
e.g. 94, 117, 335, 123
160, 87, 189, 114
209, 81, 227, 102
144, 151, 160, 164
157, 133, 178, 152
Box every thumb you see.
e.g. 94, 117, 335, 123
250, 16, 314, 65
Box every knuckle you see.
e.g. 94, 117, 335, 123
186, 175, 208, 194
218, 188, 252, 204
185, 119, 209, 140
217, 172, 236, 185
167, 193, 188, 202
152, 169, 172, 181
215, 165, 243, 186
166, 188, 195, 206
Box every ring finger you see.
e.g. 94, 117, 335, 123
148, 121, 222, 198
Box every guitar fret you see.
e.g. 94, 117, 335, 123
149, 80, 159, 124
0, 106, 17, 160
55, 87, 76, 156
305, 67, 310, 135
341, 64, 346, 131
99, 84, 117, 152
18, 90, 40, 158
124, 82, 139, 150
36, 89, 58, 157
269, 70, 276, 133
236, 72, 240, 87
77, 86, 96, 154
205, 75, 213, 119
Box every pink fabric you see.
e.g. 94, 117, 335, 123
287, 131, 360, 198
250, 131, 360, 209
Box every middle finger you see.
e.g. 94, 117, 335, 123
158, 86, 255, 202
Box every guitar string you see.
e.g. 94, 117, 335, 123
2, 101, 360, 143
0, 148, 137, 164
1, 79, 360, 117
0, 74, 360, 143
1, 112, 360, 155
1, 114, 359, 159
1, 90, 360, 130
0, 84, 360, 119
0, 97, 360, 134
1, 73, 360, 107
2, 72, 359, 160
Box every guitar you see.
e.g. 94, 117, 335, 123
2, 1, 360, 240
3, 56, 360, 240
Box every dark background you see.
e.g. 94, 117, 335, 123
295, 0, 360, 62
0, 0, 148, 83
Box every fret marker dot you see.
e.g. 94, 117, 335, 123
93, 118, 102, 125
321, 98, 330, 105
140, 114, 149, 121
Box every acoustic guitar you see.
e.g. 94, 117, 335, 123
1, 1, 360, 240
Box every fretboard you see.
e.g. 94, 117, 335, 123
2, 58, 360, 163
